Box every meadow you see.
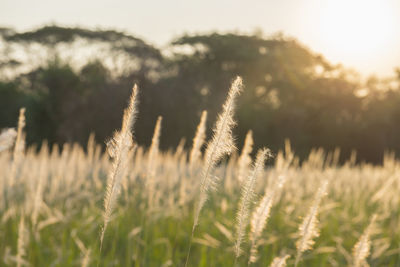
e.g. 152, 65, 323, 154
0, 77, 399, 266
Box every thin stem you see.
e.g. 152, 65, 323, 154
184, 227, 195, 267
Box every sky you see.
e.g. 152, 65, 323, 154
1, 0, 400, 77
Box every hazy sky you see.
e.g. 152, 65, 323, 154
1, 0, 400, 77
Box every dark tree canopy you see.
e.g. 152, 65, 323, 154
2, 25, 162, 60
1, 25, 400, 163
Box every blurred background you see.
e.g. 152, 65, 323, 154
1, 0, 400, 163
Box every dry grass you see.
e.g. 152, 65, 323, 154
0, 78, 399, 266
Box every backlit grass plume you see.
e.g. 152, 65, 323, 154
235, 148, 270, 258
353, 214, 376, 267
193, 76, 243, 230
10, 108, 26, 186
147, 116, 162, 209
185, 77, 242, 267
100, 85, 139, 250
269, 255, 290, 267
189, 110, 208, 171
14, 108, 26, 159
148, 116, 162, 176
248, 174, 286, 265
237, 130, 253, 183
295, 180, 328, 267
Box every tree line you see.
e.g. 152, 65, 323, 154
1, 25, 400, 163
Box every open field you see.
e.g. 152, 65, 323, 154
1, 79, 399, 267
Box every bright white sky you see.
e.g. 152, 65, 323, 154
1, 0, 400, 77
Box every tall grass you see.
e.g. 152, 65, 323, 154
295, 180, 328, 266
235, 148, 270, 259
186, 76, 242, 266
192, 76, 242, 231
0, 78, 398, 267
100, 85, 138, 249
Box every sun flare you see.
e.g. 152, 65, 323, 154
318, 0, 396, 68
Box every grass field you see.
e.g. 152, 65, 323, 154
0, 78, 399, 266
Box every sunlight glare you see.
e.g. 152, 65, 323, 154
318, 0, 396, 67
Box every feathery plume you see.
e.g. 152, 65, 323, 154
10, 108, 26, 186
0, 128, 17, 152
147, 116, 162, 177
269, 255, 290, 267
235, 148, 270, 258
31, 148, 48, 227
146, 116, 162, 209
353, 214, 376, 267
185, 77, 242, 267
100, 85, 138, 249
193, 76, 243, 230
14, 108, 26, 159
248, 174, 286, 264
189, 110, 208, 171
295, 180, 328, 267
237, 130, 254, 183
